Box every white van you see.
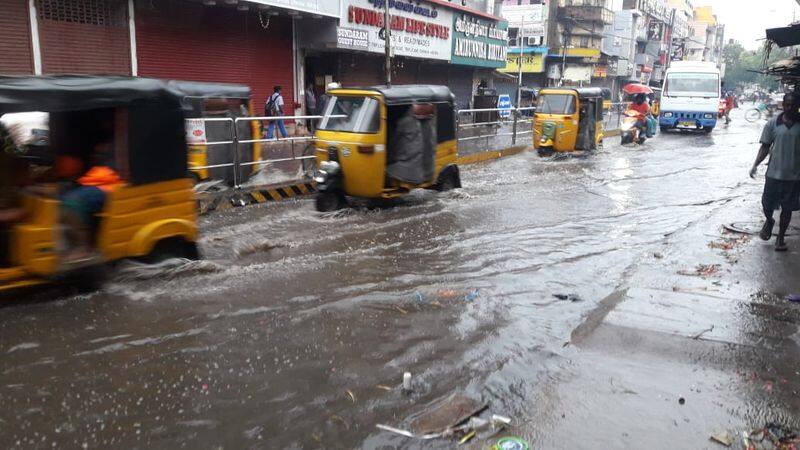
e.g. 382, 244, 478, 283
659, 61, 721, 133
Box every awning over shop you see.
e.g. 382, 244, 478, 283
766, 23, 800, 48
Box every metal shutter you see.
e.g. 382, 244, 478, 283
339, 53, 384, 87
135, 0, 293, 113
37, 0, 131, 75
0, 0, 34, 75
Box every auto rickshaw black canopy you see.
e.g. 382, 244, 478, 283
371, 85, 455, 105
0, 75, 188, 185
572, 88, 604, 99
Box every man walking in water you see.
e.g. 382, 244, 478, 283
750, 92, 800, 251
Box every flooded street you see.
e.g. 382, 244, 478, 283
2, 113, 798, 449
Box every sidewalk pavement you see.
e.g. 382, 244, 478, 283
526, 185, 800, 449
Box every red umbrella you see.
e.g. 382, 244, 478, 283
623, 83, 654, 95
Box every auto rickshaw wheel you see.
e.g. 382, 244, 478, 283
142, 238, 201, 263
315, 192, 346, 212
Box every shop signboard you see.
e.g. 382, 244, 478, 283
185, 119, 207, 145
341, 0, 453, 61
497, 94, 512, 118
337, 27, 370, 51
246, 0, 339, 18
498, 53, 545, 73
451, 13, 508, 68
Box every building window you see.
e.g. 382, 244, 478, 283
37, 0, 127, 27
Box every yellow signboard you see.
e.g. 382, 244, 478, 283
550, 47, 601, 60
499, 54, 545, 73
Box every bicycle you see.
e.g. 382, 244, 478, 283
745, 102, 777, 123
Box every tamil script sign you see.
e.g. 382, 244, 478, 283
341, 0, 453, 61
451, 13, 507, 68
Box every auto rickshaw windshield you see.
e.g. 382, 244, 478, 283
537, 94, 576, 114
318, 95, 380, 133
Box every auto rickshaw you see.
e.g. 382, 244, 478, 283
170, 81, 261, 185
534, 88, 605, 154
0, 75, 198, 294
313, 85, 461, 211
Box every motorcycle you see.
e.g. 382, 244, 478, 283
620, 110, 647, 145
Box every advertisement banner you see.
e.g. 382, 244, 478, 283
247, 0, 339, 18
341, 0, 453, 61
502, 4, 546, 42
451, 13, 507, 68
498, 54, 545, 73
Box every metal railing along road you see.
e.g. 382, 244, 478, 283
188, 106, 629, 190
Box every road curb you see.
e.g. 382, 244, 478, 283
457, 146, 530, 165
197, 147, 530, 214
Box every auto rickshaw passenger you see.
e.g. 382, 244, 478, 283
60, 140, 122, 263
387, 104, 436, 185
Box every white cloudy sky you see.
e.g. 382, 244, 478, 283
693, 0, 800, 49
607, 0, 800, 49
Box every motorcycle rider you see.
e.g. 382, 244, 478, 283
627, 93, 651, 140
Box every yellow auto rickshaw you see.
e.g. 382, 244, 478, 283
534, 88, 605, 154
0, 75, 198, 294
313, 85, 461, 211
171, 81, 261, 185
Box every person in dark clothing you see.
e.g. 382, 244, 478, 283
750, 92, 800, 251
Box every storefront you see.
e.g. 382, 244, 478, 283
0, 0, 35, 75
135, 0, 294, 111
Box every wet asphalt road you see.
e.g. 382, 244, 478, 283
0, 112, 794, 449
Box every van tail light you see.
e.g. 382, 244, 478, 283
357, 145, 374, 154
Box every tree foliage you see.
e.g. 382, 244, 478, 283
723, 42, 793, 90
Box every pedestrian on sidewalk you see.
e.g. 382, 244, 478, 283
750, 91, 800, 251
265, 86, 288, 139
304, 82, 317, 134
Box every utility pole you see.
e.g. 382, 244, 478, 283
384, 0, 391, 86
512, 16, 525, 146
560, 23, 570, 87
665, 8, 676, 71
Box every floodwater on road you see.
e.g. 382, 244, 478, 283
0, 114, 775, 448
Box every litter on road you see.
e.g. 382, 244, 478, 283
409, 392, 487, 435
553, 293, 585, 302
492, 436, 531, 450
678, 264, 722, 277
710, 431, 734, 447
785, 295, 800, 303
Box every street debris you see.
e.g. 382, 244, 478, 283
785, 294, 800, 303
345, 389, 356, 403
402, 372, 413, 392
376, 424, 414, 438
654, 252, 664, 259
492, 437, 531, 450
743, 423, 800, 450
678, 264, 722, 277
553, 293, 584, 302
710, 431, 734, 447
708, 235, 750, 251
692, 325, 715, 340
678, 397, 686, 405
464, 289, 480, 302
409, 392, 487, 435
459, 430, 476, 444
376, 384, 393, 392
